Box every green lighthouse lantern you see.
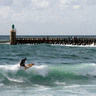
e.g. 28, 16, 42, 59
12, 24, 15, 29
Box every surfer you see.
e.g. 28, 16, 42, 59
20, 58, 34, 69
20, 58, 27, 69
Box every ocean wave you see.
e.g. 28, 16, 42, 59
0, 63, 96, 86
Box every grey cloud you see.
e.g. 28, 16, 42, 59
0, 0, 13, 6
84, 0, 96, 5
59, 0, 96, 5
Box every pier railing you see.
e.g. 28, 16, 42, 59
16, 37, 96, 45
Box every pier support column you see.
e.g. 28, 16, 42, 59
10, 24, 16, 45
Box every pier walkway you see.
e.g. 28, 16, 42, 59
16, 37, 96, 45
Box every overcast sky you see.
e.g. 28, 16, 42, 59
0, 0, 96, 35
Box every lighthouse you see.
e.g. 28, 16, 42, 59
10, 24, 16, 45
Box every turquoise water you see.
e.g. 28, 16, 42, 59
1, 36, 96, 96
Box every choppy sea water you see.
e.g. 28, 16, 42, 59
1, 36, 96, 96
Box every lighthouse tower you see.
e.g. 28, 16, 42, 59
10, 24, 16, 45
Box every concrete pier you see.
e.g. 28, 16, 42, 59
10, 25, 96, 45
16, 37, 96, 45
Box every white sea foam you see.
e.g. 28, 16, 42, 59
34, 84, 51, 91
0, 64, 48, 77
0, 64, 20, 75
64, 43, 96, 47
55, 81, 66, 85
0, 64, 25, 83
79, 63, 96, 76
64, 84, 80, 88
0, 83, 4, 86
61, 63, 96, 77
32, 65, 49, 77
52, 43, 96, 47
5, 75, 24, 83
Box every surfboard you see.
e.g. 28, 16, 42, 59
25, 63, 34, 69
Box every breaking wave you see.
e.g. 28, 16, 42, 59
0, 63, 96, 86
